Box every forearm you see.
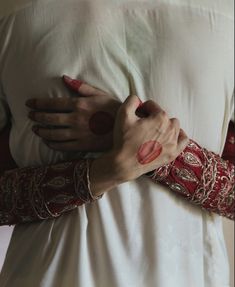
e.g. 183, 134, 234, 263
0, 152, 122, 226
147, 139, 235, 220
90, 152, 125, 197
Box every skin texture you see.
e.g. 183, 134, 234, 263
89, 111, 115, 135
26, 78, 188, 164
137, 140, 163, 165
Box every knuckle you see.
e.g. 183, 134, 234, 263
158, 110, 168, 121
146, 100, 154, 106
64, 129, 72, 138
160, 110, 167, 117
69, 113, 80, 126
73, 98, 81, 110
119, 106, 129, 118
171, 118, 180, 127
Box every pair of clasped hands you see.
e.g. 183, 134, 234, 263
26, 76, 189, 181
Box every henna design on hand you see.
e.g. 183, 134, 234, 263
137, 141, 163, 165
89, 111, 115, 135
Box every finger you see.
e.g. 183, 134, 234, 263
170, 118, 180, 138
43, 137, 112, 152
44, 139, 101, 152
177, 129, 189, 153
120, 95, 141, 124
26, 97, 74, 112
139, 100, 164, 117
44, 140, 81, 152
33, 127, 77, 142
63, 75, 106, 98
63, 75, 84, 93
29, 111, 76, 126
135, 101, 149, 118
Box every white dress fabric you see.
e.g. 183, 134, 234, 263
0, 1, 234, 286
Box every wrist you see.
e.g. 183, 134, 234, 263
89, 151, 128, 197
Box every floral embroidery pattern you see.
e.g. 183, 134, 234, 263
148, 140, 235, 220
0, 122, 234, 225
0, 159, 98, 226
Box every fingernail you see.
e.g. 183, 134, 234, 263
62, 75, 83, 92
26, 99, 36, 108
137, 97, 143, 107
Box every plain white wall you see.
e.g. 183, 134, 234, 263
0, 222, 234, 284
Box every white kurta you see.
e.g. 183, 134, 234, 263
0, 1, 234, 286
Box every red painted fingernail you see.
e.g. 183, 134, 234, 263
63, 75, 83, 92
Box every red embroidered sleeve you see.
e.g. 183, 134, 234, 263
147, 139, 235, 220
0, 123, 234, 225
0, 159, 100, 226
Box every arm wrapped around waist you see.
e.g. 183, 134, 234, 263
147, 140, 235, 220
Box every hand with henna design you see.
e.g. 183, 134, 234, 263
26, 76, 186, 157
26, 76, 121, 152
111, 95, 189, 181
3, 76, 231, 221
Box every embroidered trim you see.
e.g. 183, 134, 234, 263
0, 159, 100, 226
148, 140, 235, 220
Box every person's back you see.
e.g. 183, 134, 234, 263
0, 0, 234, 286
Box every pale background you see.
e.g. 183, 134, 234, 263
0, 220, 234, 285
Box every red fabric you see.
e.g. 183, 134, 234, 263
0, 159, 96, 226
149, 139, 235, 220
0, 122, 234, 225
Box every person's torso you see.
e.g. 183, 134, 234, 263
0, 1, 234, 286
